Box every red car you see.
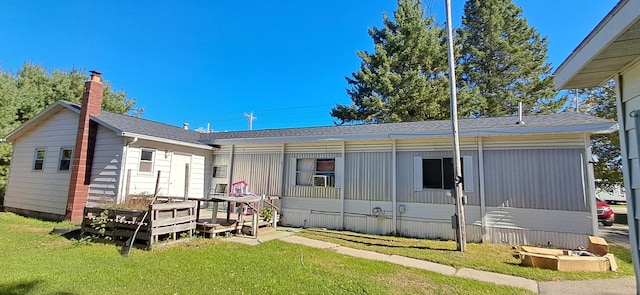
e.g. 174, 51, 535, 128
596, 198, 615, 226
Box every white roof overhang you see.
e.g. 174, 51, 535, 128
554, 0, 640, 89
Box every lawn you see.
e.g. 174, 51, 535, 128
297, 228, 634, 282
0, 212, 532, 295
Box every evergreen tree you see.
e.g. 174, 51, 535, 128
331, 0, 450, 124
0, 62, 142, 199
457, 0, 559, 117
564, 83, 622, 191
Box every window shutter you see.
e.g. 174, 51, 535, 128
414, 156, 423, 191
463, 156, 474, 192
334, 156, 344, 188
289, 158, 297, 186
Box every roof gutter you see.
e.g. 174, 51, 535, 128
120, 132, 214, 150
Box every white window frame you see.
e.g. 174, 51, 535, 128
58, 148, 73, 172
290, 157, 343, 188
213, 165, 227, 178
139, 149, 155, 173
414, 155, 473, 192
33, 148, 46, 171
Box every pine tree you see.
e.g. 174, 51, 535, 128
457, 0, 559, 117
331, 0, 450, 124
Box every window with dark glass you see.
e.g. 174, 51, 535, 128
33, 149, 45, 171
422, 158, 463, 189
58, 148, 72, 171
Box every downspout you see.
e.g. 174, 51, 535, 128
392, 139, 397, 235
117, 137, 138, 203
340, 141, 345, 230
279, 143, 286, 197
583, 134, 598, 236
478, 137, 486, 242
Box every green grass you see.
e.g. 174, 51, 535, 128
297, 228, 635, 282
0, 213, 533, 295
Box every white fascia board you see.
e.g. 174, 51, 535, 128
554, 0, 640, 89
120, 132, 214, 150
205, 123, 617, 145
3, 101, 79, 142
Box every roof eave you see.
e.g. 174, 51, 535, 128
120, 132, 214, 150
554, 0, 640, 90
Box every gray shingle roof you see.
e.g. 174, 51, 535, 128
199, 112, 616, 143
61, 101, 616, 146
62, 102, 204, 145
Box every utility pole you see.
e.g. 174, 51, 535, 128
445, 0, 466, 252
244, 112, 256, 130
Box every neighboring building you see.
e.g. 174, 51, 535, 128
554, 0, 640, 285
3, 72, 616, 249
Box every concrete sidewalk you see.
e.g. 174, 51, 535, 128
226, 229, 636, 294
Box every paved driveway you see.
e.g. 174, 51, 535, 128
599, 223, 630, 249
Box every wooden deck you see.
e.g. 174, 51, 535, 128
195, 208, 274, 238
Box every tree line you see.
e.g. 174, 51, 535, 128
331, 0, 621, 190
0, 63, 141, 198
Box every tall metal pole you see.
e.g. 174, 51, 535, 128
444, 0, 466, 252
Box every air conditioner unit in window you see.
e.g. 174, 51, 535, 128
313, 175, 328, 187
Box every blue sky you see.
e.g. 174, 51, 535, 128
0, 0, 619, 131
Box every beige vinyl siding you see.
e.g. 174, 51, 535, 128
345, 140, 392, 152
87, 125, 124, 205
125, 140, 211, 198
4, 108, 78, 215
285, 143, 342, 154
396, 138, 478, 151
230, 153, 281, 196
483, 149, 587, 211
481, 134, 586, 150
343, 152, 393, 201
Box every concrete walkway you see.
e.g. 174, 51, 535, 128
225, 229, 636, 294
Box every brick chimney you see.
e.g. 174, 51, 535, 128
65, 70, 104, 221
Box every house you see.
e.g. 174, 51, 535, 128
2, 72, 214, 221
2, 71, 616, 249
553, 0, 640, 284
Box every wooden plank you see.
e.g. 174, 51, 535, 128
152, 215, 196, 227
152, 223, 195, 235
151, 201, 197, 210
113, 229, 150, 240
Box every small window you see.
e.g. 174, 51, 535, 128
58, 148, 73, 171
213, 165, 227, 178
33, 149, 46, 171
296, 158, 335, 187
422, 158, 463, 190
139, 149, 154, 173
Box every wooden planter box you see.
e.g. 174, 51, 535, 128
82, 201, 197, 249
